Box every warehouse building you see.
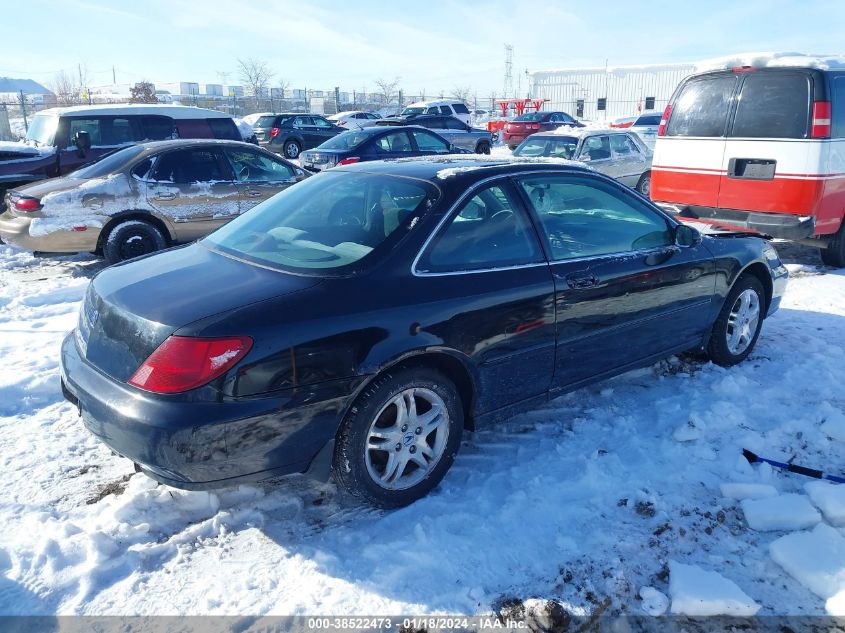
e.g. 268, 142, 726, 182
528, 62, 696, 121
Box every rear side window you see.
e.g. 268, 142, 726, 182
453, 103, 470, 114
439, 106, 452, 115
731, 72, 810, 139
175, 119, 214, 139
207, 118, 240, 140
140, 116, 175, 141
666, 75, 737, 137
833, 77, 845, 138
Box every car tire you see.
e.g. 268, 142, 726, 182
103, 219, 167, 264
283, 140, 301, 159
636, 171, 651, 197
706, 274, 765, 367
820, 218, 845, 267
476, 142, 491, 155
332, 366, 464, 508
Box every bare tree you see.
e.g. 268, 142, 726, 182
276, 78, 290, 100
237, 58, 274, 105
52, 70, 78, 106
450, 86, 471, 103
374, 76, 401, 107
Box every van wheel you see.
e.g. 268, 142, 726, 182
103, 220, 166, 264
820, 220, 845, 267
476, 142, 491, 155
706, 275, 765, 367
636, 171, 651, 196
333, 367, 463, 508
283, 140, 301, 159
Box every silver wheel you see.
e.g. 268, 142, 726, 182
364, 387, 450, 491
285, 141, 300, 158
726, 288, 760, 355
638, 173, 651, 196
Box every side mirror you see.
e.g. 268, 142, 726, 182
675, 223, 702, 247
74, 130, 92, 156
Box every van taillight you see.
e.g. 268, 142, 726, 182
811, 101, 831, 139
270, 127, 281, 138
657, 104, 673, 137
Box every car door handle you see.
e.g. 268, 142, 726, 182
155, 192, 176, 201
244, 189, 263, 197
566, 274, 599, 289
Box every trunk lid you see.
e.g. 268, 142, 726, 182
78, 243, 320, 381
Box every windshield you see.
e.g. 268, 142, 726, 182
401, 107, 426, 115
25, 114, 59, 146
69, 145, 146, 179
514, 113, 545, 122
514, 137, 578, 159
318, 130, 372, 150
204, 171, 439, 274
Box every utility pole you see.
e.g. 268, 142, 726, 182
112, 65, 116, 84
19, 90, 28, 131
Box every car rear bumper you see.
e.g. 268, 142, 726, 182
502, 131, 529, 146
60, 331, 361, 489
663, 205, 816, 240
0, 210, 99, 252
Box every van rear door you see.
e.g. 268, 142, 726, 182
652, 73, 739, 207
716, 70, 814, 216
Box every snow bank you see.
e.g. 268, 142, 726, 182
805, 481, 845, 526
770, 523, 845, 614
639, 586, 669, 616
668, 561, 760, 616
234, 118, 255, 141
820, 405, 845, 442
696, 52, 845, 73
741, 494, 821, 531
720, 482, 778, 500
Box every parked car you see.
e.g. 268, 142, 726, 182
629, 111, 662, 150
651, 64, 845, 266
399, 100, 472, 125
61, 156, 787, 507
253, 113, 344, 159
502, 111, 583, 149
375, 115, 494, 153
300, 126, 469, 172
0, 104, 242, 198
0, 139, 306, 263
328, 111, 382, 130
513, 128, 653, 194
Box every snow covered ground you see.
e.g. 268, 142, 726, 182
2, 237, 845, 619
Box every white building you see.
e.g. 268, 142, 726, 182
528, 62, 695, 121
157, 82, 200, 98
204, 83, 223, 97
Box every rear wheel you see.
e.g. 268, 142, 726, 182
706, 275, 765, 367
103, 219, 166, 264
476, 141, 491, 155
820, 219, 845, 267
283, 140, 301, 159
333, 367, 463, 508
636, 171, 651, 196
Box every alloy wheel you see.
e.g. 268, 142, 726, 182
726, 288, 760, 355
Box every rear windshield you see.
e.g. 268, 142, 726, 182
635, 114, 661, 126
401, 107, 426, 115
255, 115, 278, 128
514, 113, 545, 122
204, 171, 439, 274
69, 145, 146, 179
666, 75, 738, 137
318, 130, 372, 150
207, 118, 241, 141
513, 137, 578, 159
453, 103, 470, 114
731, 72, 810, 139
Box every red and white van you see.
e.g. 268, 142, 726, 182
651, 65, 845, 266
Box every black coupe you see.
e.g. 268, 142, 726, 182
61, 158, 788, 507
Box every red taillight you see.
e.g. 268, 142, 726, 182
657, 104, 673, 137
14, 197, 41, 212
338, 120, 347, 126
529, 123, 540, 130
269, 127, 281, 138
128, 335, 253, 394
337, 157, 360, 166
811, 101, 831, 139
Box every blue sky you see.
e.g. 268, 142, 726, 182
4, 0, 845, 96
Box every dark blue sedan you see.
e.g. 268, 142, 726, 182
299, 125, 468, 172
60, 158, 788, 508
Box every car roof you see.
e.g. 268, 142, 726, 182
333, 155, 592, 182
130, 138, 279, 155
34, 104, 234, 119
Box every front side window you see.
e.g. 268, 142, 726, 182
374, 131, 412, 152
667, 75, 738, 137
518, 175, 673, 261
204, 172, 437, 273
417, 184, 542, 273
68, 118, 102, 145
578, 135, 611, 161
225, 148, 294, 182
439, 106, 452, 115
152, 149, 226, 183
411, 130, 450, 152
731, 72, 810, 139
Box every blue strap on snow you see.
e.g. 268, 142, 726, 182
742, 449, 845, 485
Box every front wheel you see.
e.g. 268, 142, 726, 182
706, 274, 765, 367
333, 367, 463, 508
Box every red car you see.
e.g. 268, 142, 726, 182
502, 111, 583, 149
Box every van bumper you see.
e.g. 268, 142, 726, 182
661, 205, 816, 240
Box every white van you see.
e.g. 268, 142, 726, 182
652, 64, 845, 266
399, 100, 471, 125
